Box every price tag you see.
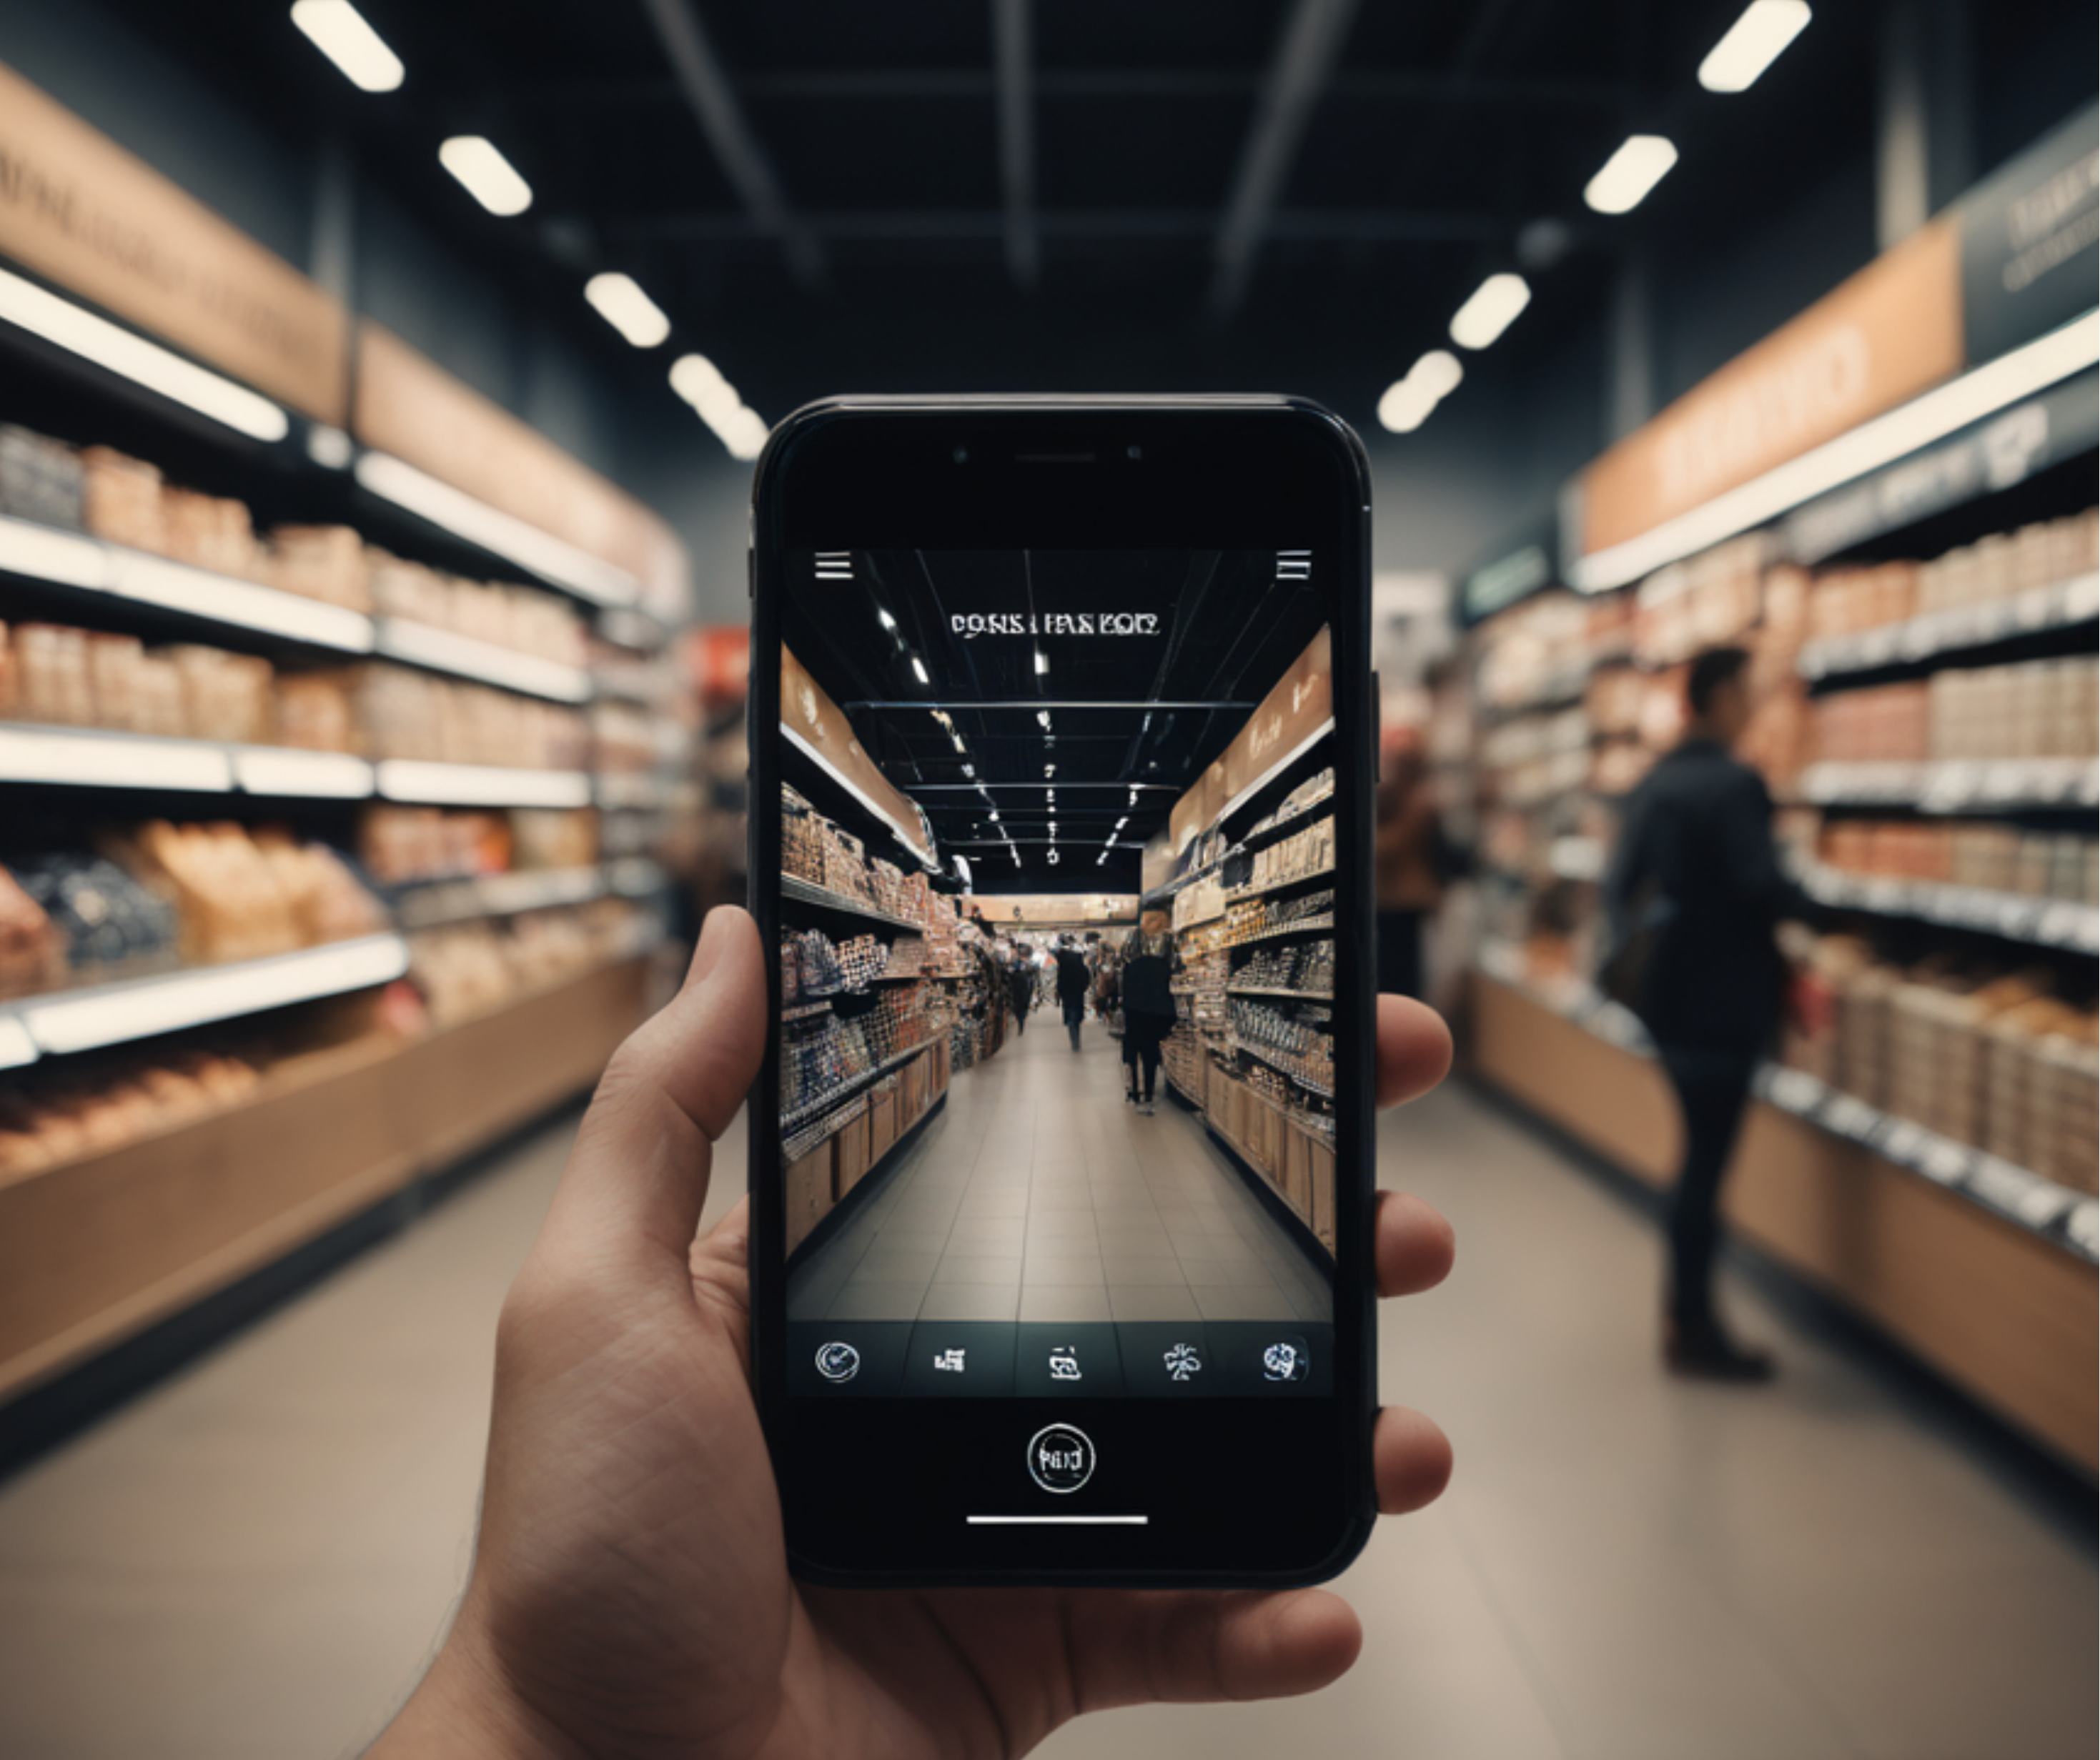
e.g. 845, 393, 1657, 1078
1879, 1119, 1928, 1165
2064, 1201, 2099, 1259
1824, 1095, 1879, 1140
1916, 1138, 1971, 1186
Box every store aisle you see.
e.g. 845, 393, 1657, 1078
0, 1086, 2090, 1760
787, 1019, 1327, 1328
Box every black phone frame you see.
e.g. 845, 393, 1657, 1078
748, 395, 1377, 1588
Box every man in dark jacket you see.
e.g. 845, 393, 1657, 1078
1119, 914, 1178, 1113
1004, 947, 1034, 1036
1603, 646, 1808, 1381
1053, 936, 1092, 1050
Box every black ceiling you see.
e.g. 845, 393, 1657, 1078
783, 547, 1324, 890
88, 1, 2099, 462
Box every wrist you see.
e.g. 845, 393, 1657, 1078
369, 1621, 586, 1760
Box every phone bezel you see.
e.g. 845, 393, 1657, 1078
748, 396, 1377, 1588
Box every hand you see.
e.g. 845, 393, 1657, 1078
372, 908, 1456, 1760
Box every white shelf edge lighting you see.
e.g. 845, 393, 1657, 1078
375, 758, 595, 808
374, 618, 593, 702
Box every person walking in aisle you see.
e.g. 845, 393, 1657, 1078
1119, 911, 1178, 1113
1375, 735, 1448, 1000
1054, 934, 1091, 1050
1602, 645, 1808, 1382
1004, 945, 1034, 1037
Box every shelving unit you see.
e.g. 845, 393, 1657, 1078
1800, 864, 2099, 953
0, 723, 375, 797
1798, 572, 2099, 680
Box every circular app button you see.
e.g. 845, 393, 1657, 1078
1026, 1423, 1096, 1494
815, 1341, 861, 1383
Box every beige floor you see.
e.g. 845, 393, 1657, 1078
788, 1019, 1328, 1326
0, 1083, 2091, 1759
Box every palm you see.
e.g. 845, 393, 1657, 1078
378, 911, 1455, 1760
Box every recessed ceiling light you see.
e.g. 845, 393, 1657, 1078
1034, 650, 1049, 675
585, 273, 670, 348
1448, 275, 1532, 351
438, 136, 532, 216
1584, 136, 1680, 215
1699, 1, 1812, 93
911, 657, 930, 685
289, 0, 403, 92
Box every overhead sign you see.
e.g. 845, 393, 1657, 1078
1960, 104, 2098, 368
355, 324, 688, 613
0, 59, 348, 424
1580, 218, 1963, 557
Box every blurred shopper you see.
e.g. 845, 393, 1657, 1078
1375, 736, 1447, 999
1603, 646, 1808, 1383
1119, 911, 1178, 1113
1005, 946, 1034, 1037
1054, 935, 1091, 1050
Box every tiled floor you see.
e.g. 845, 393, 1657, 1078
0, 1080, 2091, 1759
788, 1020, 1329, 1327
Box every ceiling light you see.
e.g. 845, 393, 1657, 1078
1046, 850, 1060, 865
962, 764, 976, 777
670, 353, 723, 401
1377, 348, 1467, 434
585, 273, 670, 348
0, 267, 288, 442
1448, 274, 1532, 351
989, 810, 1001, 822
878, 609, 898, 630
1044, 763, 1056, 777
723, 407, 770, 462
1036, 710, 1051, 729
1115, 816, 1128, 831
439, 136, 532, 216
1699, 1, 1812, 92
911, 657, 930, 685
951, 732, 966, 752
1585, 135, 1680, 215
1034, 650, 1049, 675
289, 0, 403, 93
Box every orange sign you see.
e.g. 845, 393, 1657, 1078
1224, 625, 1332, 802
963, 895, 1139, 925
0, 59, 348, 423
355, 323, 689, 614
782, 641, 934, 863
1581, 217, 1963, 555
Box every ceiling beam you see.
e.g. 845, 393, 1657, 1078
633, 0, 824, 287
991, 0, 1038, 287
1207, 0, 1361, 318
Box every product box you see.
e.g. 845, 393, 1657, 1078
867, 1080, 898, 1163
1309, 1138, 1337, 1257
783, 1140, 836, 1257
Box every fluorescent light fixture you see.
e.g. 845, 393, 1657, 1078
375, 758, 594, 808
307, 424, 354, 469
669, 353, 725, 404
439, 136, 533, 217
1115, 816, 1129, 831
1699, 1, 1812, 92
1034, 650, 1049, 675
989, 810, 1001, 821
1377, 347, 1468, 433
1575, 309, 2100, 591
0, 267, 288, 442
0, 725, 231, 792
585, 272, 671, 348
1585, 135, 1680, 215
1449, 275, 1532, 351
375, 617, 591, 702
289, 0, 403, 92
878, 608, 898, 630
1047, 850, 1060, 865
354, 452, 640, 605
724, 408, 770, 462
909, 656, 931, 684
24, 933, 410, 1056
962, 764, 976, 777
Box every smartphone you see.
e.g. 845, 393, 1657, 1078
748, 397, 1375, 1586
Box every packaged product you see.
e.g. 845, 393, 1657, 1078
267, 525, 372, 612
0, 425, 85, 530
79, 447, 164, 553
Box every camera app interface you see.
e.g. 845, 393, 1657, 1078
778, 550, 1337, 1399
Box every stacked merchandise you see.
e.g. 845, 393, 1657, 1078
368, 549, 585, 666
0, 824, 383, 989
1784, 935, 2099, 1194
1223, 888, 1334, 945
1816, 821, 2096, 903
1229, 998, 1334, 1096
1811, 657, 2100, 764
779, 928, 898, 1000
345, 667, 590, 770
0, 1045, 264, 1176
410, 899, 648, 1029
1232, 941, 1335, 995
1234, 812, 1336, 895
779, 991, 941, 1125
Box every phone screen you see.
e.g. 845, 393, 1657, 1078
773, 546, 1339, 1411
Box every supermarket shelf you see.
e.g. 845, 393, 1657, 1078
1800, 573, 2100, 682
373, 759, 594, 809
781, 1000, 833, 1022
1227, 917, 1335, 948
1755, 1064, 2097, 1261
0, 515, 372, 654
392, 865, 608, 931
781, 1038, 936, 1130
1224, 865, 1334, 904
1237, 802, 1333, 857
1227, 985, 1334, 1001
1, 933, 410, 1062
1471, 946, 2096, 1262
780, 873, 926, 934
596, 771, 678, 811
1801, 864, 2099, 953
1796, 757, 2100, 812
373, 618, 593, 705
605, 857, 670, 898
0, 723, 376, 797
1229, 1038, 1334, 1098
